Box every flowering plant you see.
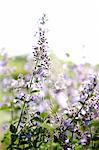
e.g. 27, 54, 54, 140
0, 14, 99, 150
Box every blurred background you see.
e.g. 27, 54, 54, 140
0, 1, 99, 149
0, 0, 99, 64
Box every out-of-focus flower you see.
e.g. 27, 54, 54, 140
55, 90, 68, 108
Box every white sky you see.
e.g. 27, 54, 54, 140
0, 0, 99, 64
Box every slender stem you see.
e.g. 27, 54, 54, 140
89, 116, 94, 148
64, 93, 93, 132
11, 101, 14, 122
16, 101, 25, 130
64, 100, 86, 131
71, 131, 74, 142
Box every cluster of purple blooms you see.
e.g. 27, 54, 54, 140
0, 14, 99, 150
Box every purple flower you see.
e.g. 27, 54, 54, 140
78, 138, 87, 145
26, 133, 31, 139
0, 61, 6, 67
0, 102, 4, 107
79, 74, 97, 102
84, 120, 90, 126
16, 92, 25, 100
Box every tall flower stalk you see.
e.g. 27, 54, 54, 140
3, 14, 51, 150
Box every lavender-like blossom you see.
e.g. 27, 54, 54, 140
32, 14, 50, 80
79, 74, 97, 102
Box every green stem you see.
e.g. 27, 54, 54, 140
65, 100, 86, 131
11, 101, 14, 122
89, 116, 94, 148
16, 101, 26, 130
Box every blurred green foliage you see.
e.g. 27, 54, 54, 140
9, 55, 27, 79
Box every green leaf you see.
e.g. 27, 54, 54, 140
1, 131, 11, 145
10, 124, 17, 133
33, 116, 43, 122
40, 112, 48, 118
11, 133, 18, 143
0, 105, 11, 111
92, 134, 99, 141
31, 90, 40, 93
41, 122, 54, 132
51, 103, 59, 114
89, 119, 99, 127
19, 140, 28, 145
